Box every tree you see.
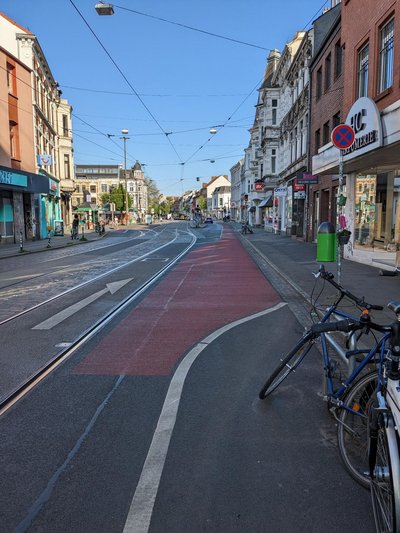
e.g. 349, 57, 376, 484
197, 195, 207, 212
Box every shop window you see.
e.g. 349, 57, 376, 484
357, 44, 369, 98
378, 18, 394, 93
0, 192, 13, 237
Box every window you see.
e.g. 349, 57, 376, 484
325, 53, 332, 91
271, 149, 276, 174
334, 40, 342, 78
316, 67, 322, 99
75, 185, 80, 193
271, 99, 278, 125
101, 184, 108, 193
378, 18, 394, 93
6, 63, 16, 95
323, 121, 330, 145
64, 154, 70, 179
82, 184, 87, 191
9, 122, 19, 159
315, 129, 321, 151
62, 115, 69, 137
333, 112, 341, 128
357, 44, 369, 97
90, 185, 96, 193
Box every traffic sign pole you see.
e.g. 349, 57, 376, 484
331, 124, 355, 284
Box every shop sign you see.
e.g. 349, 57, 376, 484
293, 182, 306, 192
255, 182, 264, 191
294, 191, 306, 199
296, 172, 319, 184
0, 169, 27, 187
49, 179, 58, 194
274, 187, 287, 197
342, 97, 382, 160
37, 154, 53, 166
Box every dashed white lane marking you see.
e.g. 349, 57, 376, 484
122, 301, 287, 533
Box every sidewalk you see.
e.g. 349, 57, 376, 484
0, 227, 105, 259
234, 223, 399, 324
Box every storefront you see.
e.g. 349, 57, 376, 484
0, 166, 49, 244
312, 96, 400, 267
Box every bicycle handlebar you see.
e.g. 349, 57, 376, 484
310, 319, 359, 336
317, 265, 383, 311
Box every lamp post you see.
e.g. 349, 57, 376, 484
121, 129, 129, 225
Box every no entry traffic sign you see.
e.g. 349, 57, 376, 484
331, 124, 355, 149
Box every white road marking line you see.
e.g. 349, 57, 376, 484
32, 279, 133, 330
122, 301, 287, 533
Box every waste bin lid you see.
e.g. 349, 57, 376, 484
317, 221, 335, 234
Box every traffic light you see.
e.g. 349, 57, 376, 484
196, 177, 200, 182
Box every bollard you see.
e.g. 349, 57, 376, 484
47, 230, 52, 248
19, 230, 24, 253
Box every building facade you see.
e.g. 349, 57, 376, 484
308, 3, 343, 241
312, 0, 400, 268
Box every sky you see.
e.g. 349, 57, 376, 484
3, 0, 330, 196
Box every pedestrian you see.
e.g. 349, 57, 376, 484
72, 214, 79, 240
31, 219, 36, 241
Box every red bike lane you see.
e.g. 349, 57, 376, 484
75, 226, 281, 376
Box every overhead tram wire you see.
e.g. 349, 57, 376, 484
182, 76, 264, 166
112, 4, 270, 51
68, 0, 184, 164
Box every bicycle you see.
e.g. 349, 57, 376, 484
259, 265, 384, 488
358, 303, 400, 531
189, 216, 205, 229
241, 221, 253, 234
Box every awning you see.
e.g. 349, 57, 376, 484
258, 193, 273, 208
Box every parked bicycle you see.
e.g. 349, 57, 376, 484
353, 304, 400, 531
241, 221, 253, 234
258, 265, 384, 488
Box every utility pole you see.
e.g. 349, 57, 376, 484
121, 129, 129, 225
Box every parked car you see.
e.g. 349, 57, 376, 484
204, 217, 213, 224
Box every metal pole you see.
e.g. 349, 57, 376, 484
337, 151, 344, 284
19, 230, 24, 253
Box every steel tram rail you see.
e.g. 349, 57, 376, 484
0, 231, 197, 415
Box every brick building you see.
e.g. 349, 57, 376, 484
312, 0, 400, 268
308, 3, 342, 241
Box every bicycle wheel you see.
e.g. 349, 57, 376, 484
337, 371, 378, 489
371, 414, 398, 532
259, 332, 314, 399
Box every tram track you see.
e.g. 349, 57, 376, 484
0, 228, 197, 415
0, 227, 183, 326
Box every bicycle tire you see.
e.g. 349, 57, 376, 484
259, 332, 314, 399
337, 371, 378, 489
371, 414, 398, 532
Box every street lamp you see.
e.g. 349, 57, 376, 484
95, 2, 114, 15
121, 129, 129, 224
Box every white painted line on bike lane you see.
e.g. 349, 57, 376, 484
122, 301, 287, 533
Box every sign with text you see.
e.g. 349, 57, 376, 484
343, 97, 382, 159
274, 187, 287, 197
296, 172, 319, 184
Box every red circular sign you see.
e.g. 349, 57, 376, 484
331, 124, 355, 149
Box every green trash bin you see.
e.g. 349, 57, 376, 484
316, 222, 337, 262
